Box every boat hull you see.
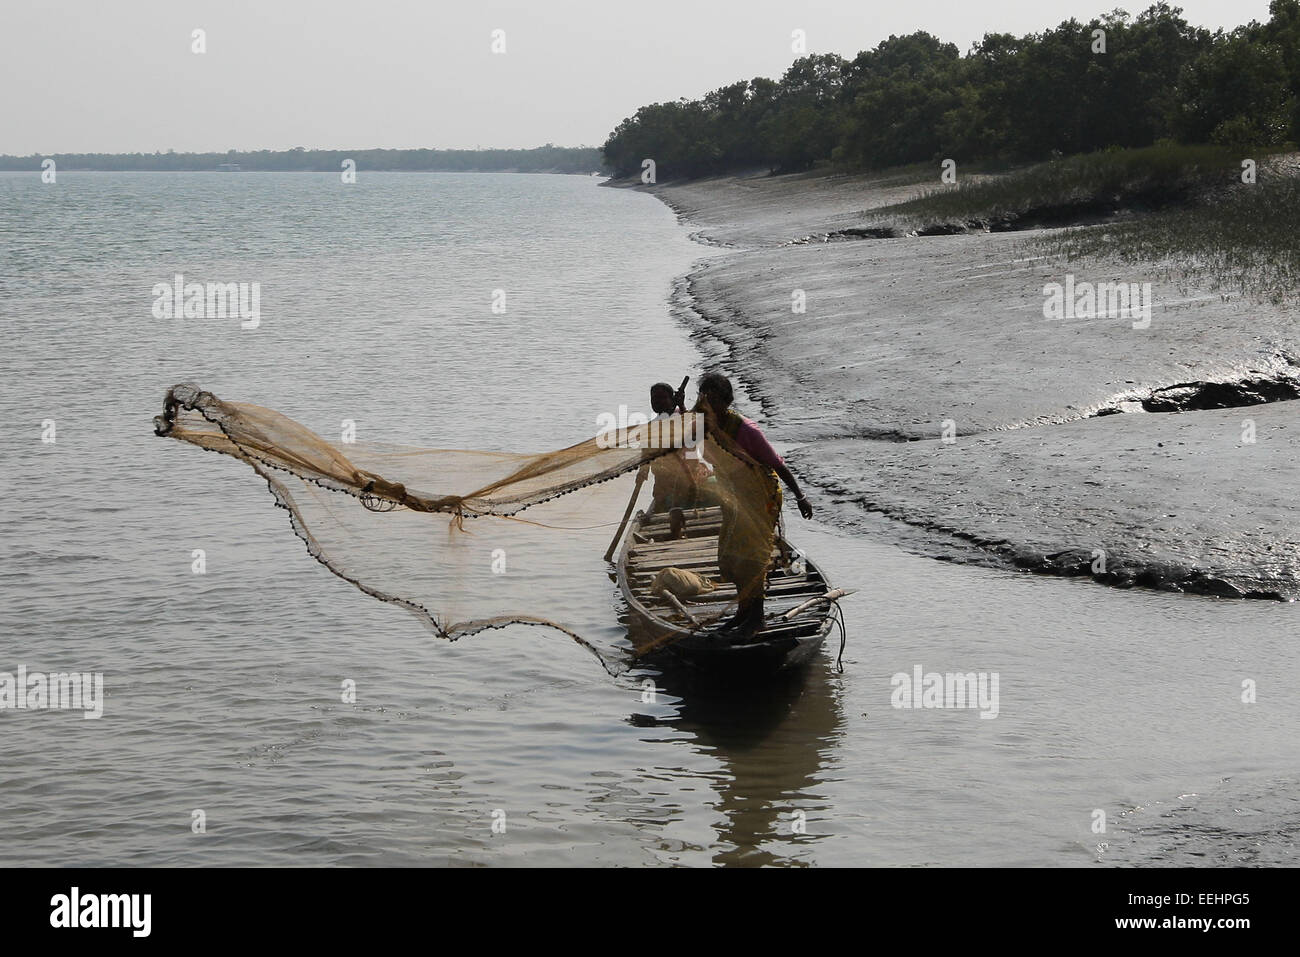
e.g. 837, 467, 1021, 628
616, 506, 834, 677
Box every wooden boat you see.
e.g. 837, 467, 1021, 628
616, 505, 841, 675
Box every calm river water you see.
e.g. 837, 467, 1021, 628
1, 171, 1295, 866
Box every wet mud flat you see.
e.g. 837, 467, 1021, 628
615, 171, 1300, 599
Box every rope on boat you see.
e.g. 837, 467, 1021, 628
829, 599, 848, 674
781, 588, 852, 674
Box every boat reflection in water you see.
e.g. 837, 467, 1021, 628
622, 608, 846, 866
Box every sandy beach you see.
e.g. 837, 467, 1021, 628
616, 171, 1300, 599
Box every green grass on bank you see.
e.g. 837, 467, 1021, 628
869, 144, 1268, 229
1036, 173, 1300, 304
856, 143, 1300, 303
828, 157, 1010, 189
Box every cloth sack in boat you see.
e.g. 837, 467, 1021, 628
649, 566, 716, 600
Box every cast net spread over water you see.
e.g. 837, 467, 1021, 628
154, 384, 780, 672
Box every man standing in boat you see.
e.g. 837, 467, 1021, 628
693, 372, 814, 637
647, 380, 714, 513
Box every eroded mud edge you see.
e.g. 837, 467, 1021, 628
666, 247, 1298, 602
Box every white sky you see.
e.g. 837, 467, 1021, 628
0, 0, 1275, 154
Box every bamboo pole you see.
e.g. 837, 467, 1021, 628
780, 588, 855, 621
604, 464, 649, 562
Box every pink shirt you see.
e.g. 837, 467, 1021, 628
732, 416, 784, 469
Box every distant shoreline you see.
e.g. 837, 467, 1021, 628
0, 144, 606, 175
3, 167, 608, 175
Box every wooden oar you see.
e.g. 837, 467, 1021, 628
659, 590, 700, 625
604, 464, 649, 562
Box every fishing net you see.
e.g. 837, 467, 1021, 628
153, 383, 783, 672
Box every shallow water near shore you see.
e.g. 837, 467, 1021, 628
1, 171, 1295, 866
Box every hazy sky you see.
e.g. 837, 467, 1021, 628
0, 0, 1275, 154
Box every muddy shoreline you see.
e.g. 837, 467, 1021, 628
612, 171, 1300, 601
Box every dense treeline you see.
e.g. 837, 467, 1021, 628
602, 1, 1300, 179
0, 144, 603, 173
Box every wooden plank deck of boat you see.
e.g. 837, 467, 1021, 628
617, 505, 834, 670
